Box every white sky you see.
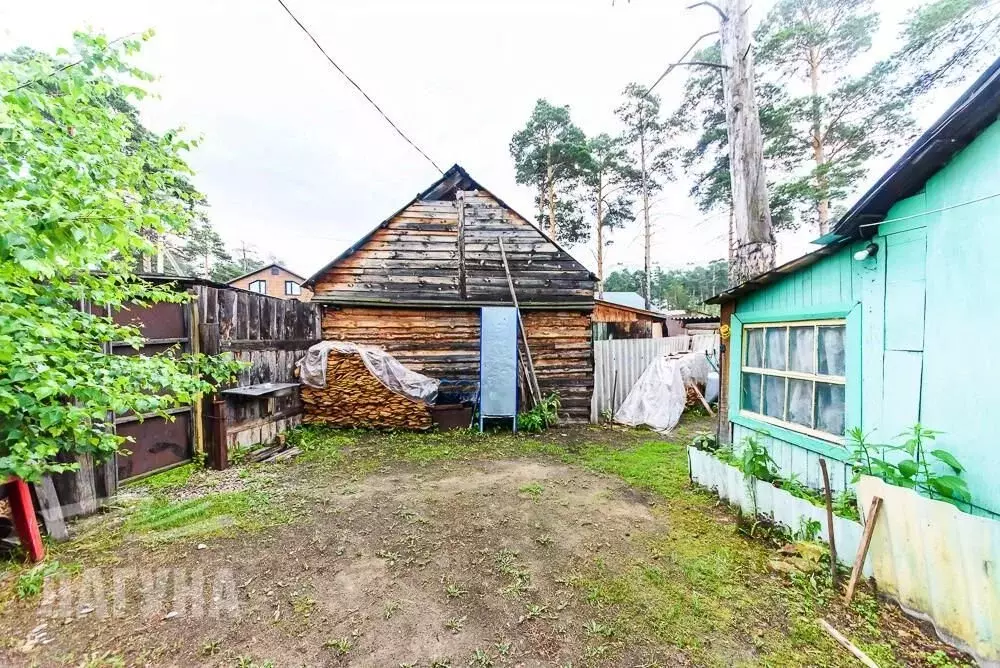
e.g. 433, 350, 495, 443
0, 0, 967, 280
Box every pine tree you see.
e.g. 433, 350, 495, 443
578, 134, 637, 295
509, 99, 589, 243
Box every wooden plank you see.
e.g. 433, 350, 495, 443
844, 497, 883, 604
34, 475, 68, 540
218, 289, 237, 340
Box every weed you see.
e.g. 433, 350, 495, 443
534, 534, 553, 546
470, 647, 495, 667
444, 615, 466, 633
584, 644, 611, 659
584, 620, 616, 638
516, 393, 560, 432
429, 659, 452, 668
793, 518, 823, 542
78, 652, 126, 668
519, 603, 548, 622
926, 649, 966, 667
15, 561, 65, 600
126, 462, 199, 492
236, 658, 275, 668
323, 637, 352, 655
200, 640, 221, 656
494, 639, 513, 657
518, 481, 543, 500
291, 594, 316, 616
494, 549, 532, 597
383, 600, 401, 619
445, 583, 468, 599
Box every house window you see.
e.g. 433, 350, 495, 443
741, 320, 846, 440
285, 281, 301, 296
248, 280, 267, 294
270, 266, 280, 275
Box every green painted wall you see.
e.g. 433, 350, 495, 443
729, 121, 1000, 517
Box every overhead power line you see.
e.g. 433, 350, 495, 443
274, 0, 444, 175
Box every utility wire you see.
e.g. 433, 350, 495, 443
274, 0, 444, 175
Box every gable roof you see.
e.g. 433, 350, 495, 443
709, 55, 1000, 305
227, 263, 306, 285
302, 163, 596, 289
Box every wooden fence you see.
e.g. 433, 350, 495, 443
590, 334, 719, 421
35, 280, 320, 534
192, 284, 321, 448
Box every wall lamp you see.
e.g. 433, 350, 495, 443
853, 242, 879, 262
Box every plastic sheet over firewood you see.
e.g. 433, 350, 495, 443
614, 351, 708, 432
296, 341, 439, 405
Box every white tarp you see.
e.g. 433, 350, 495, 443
296, 341, 439, 405
613, 354, 687, 432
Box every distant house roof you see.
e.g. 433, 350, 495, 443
599, 292, 650, 310
227, 263, 306, 285
708, 54, 1000, 305
594, 297, 668, 322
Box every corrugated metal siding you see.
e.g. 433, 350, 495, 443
591, 335, 718, 421
857, 476, 1000, 666
689, 448, 872, 576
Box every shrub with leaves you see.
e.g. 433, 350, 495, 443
847, 425, 972, 507
0, 32, 242, 481
516, 393, 560, 433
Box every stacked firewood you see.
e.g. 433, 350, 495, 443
301, 350, 431, 430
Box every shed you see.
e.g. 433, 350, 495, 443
708, 56, 1000, 518
592, 292, 668, 340
302, 164, 596, 422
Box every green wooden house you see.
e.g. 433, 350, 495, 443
708, 57, 1000, 518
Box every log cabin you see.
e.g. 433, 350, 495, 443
302, 164, 596, 422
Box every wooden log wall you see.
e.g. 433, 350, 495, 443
311, 191, 594, 306
192, 285, 321, 448
321, 306, 593, 423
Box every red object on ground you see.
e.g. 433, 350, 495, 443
6, 477, 45, 562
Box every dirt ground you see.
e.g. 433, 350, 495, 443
0, 417, 975, 667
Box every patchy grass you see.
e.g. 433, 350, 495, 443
0, 416, 973, 667
118, 489, 295, 544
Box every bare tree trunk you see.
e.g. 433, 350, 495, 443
546, 146, 557, 238
640, 130, 653, 310
720, 0, 776, 286
809, 46, 829, 235
596, 181, 605, 298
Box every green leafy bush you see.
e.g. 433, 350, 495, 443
0, 33, 243, 480
516, 393, 560, 433
847, 425, 972, 508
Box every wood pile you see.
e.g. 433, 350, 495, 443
301, 350, 431, 430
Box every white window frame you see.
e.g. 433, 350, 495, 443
248, 279, 267, 294
740, 318, 846, 443
284, 281, 301, 296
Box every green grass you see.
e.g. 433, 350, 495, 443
120, 489, 294, 543
123, 462, 199, 493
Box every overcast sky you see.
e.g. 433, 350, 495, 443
1, 0, 963, 280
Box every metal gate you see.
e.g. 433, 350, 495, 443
110, 300, 194, 480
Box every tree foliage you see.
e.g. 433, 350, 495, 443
0, 32, 242, 480
672, 0, 1000, 235
604, 260, 728, 311
509, 99, 589, 243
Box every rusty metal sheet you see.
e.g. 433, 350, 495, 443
116, 412, 192, 480
113, 301, 186, 340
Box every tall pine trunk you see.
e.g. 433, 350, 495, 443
546, 145, 556, 238
809, 46, 830, 235
640, 129, 652, 309
596, 176, 605, 298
